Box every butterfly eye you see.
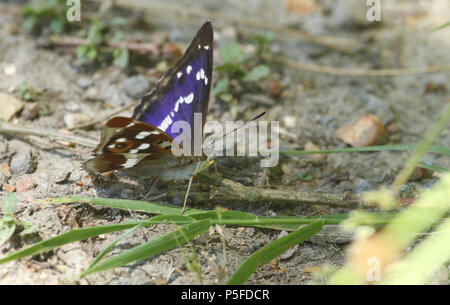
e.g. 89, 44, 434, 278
107, 140, 133, 153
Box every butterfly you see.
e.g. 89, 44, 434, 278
83, 21, 215, 213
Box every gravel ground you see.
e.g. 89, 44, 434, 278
0, 0, 449, 284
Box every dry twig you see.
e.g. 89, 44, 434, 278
168, 178, 364, 209
68, 101, 139, 130
91, 0, 359, 53
49, 36, 160, 55
265, 55, 450, 77
0, 122, 97, 148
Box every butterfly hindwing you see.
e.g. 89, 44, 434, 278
83, 117, 174, 173
132, 21, 213, 143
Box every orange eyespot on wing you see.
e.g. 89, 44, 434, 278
107, 140, 133, 153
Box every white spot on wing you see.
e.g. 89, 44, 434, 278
123, 158, 138, 168
126, 122, 135, 128
185, 93, 194, 104
158, 115, 173, 131
177, 72, 182, 78
135, 131, 152, 139
116, 138, 127, 142
160, 141, 171, 149
196, 68, 206, 83
137, 143, 150, 150
204, 45, 209, 50
174, 96, 183, 112
186, 65, 192, 74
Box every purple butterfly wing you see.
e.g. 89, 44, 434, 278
132, 21, 213, 144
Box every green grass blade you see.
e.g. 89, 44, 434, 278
190, 210, 258, 221
53, 196, 203, 214
226, 220, 324, 284
431, 21, 450, 32
0, 222, 137, 265
392, 102, 450, 189
0, 217, 194, 265
417, 163, 448, 173
0, 224, 16, 248
149, 214, 197, 223
52, 197, 350, 229
81, 219, 211, 277
2, 193, 17, 217
86, 223, 143, 272
191, 210, 337, 230
192, 210, 395, 228
281, 145, 450, 156
381, 216, 450, 284
55, 196, 395, 228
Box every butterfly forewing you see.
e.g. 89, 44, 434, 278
132, 21, 213, 146
83, 22, 213, 175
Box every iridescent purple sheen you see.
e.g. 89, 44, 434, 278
132, 22, 213, 142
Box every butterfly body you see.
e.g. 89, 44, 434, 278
121, 152, 209, 183
83, 22, 214, 201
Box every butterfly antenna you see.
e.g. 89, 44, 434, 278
206, 111, 266, 148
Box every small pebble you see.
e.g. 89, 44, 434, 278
65, 102, 81, 112
3, 184, 16, 192
264, 80, 282, 97
0, 163, 10, 174
55, 171, 71, 184
425, 82, 446, 94
0, 92, 24, 121
284, 0, 321, 15
386, 123, 399, 134
335, 114, 388, 147
64, 113, 91, 129
22, 103, 39, 120
0, 171, 9, 188
281, 161, 295, 176
162, 42, 182, 60
10, 148, 36, 175
84, 87, 99, 100
283, 115, 297, 128
3, 63, 17, 75
355, 179, 372, 195
305, 141, 326, 163
15, 176, 35, 192
122, 75, 150, 99
0, 142, 8, 157
76, 76, 93, 89
408, 167, 433, 182
221, 26, 237, 40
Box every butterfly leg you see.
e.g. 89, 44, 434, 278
142, 177, 161, 201
181, 175, 195, 214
